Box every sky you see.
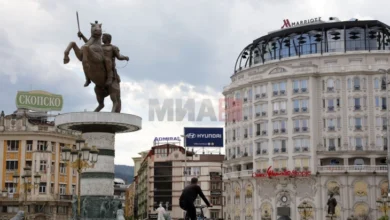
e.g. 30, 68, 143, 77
0, 0, 389, 166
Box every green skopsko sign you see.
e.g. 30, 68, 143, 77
15, 90, 63, 111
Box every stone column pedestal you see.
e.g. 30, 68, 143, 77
56, 112, 141, 219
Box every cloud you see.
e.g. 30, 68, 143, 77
1, 0, 390, 165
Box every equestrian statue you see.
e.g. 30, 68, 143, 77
63, 13, 129, 113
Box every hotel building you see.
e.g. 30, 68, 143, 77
223, 18, 390, 220
0, 109, 79, 220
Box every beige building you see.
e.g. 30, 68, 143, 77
0, 109, 79, 220
134, 144, 224, 220
223, 18, 390, 220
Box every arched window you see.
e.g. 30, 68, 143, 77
235, 92, 241, 100
327, 78, 334, 88
347, 78, 352, 89
374, 78, 380, 89
354, 77, 360, 90
382, 76, 387, 90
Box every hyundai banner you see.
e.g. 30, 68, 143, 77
184, 127, 223, 147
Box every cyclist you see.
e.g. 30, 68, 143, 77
179, 177, 213, 220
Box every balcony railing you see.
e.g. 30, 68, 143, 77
223, 170, 253, 179
317, 165, 387, 173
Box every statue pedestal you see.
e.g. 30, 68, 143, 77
56, 112, 142, 219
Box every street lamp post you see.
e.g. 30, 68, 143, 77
61, 138, 99, 220
297, 201, 313, 220
180, 135, 188, 186
12, 166, 41, 219
379, 68, 390, 220
377, 195, 390, 218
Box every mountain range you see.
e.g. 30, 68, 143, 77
114, 165, 134, 184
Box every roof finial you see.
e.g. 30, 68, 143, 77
95, 20, 98, 24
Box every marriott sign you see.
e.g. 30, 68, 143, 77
281, 17, 322, 29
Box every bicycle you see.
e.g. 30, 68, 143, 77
184, 205, 209, 220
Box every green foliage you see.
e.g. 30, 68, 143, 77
378, 216, 389, 220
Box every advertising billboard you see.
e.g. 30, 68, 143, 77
15, 90, 63, 111
184, 127, 223, 148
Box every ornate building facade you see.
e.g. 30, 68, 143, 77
0, 109, 79, 219
223, 19, 390, 220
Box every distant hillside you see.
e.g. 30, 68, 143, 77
114, 165, 134, 184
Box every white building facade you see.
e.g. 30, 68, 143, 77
223, 19, 390, 220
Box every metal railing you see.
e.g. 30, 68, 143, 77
317, 165, 387, 172
223, 170, 253, 179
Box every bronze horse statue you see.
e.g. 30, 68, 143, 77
63, 21, 121, 113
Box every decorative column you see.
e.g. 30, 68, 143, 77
56, 112, 141, 219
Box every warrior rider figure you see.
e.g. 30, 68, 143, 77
78, 31, 129, 87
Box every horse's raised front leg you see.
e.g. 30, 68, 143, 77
64, 42, 82, 64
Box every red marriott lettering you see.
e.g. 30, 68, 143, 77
281, 17, 322, 29
252, 166, 311, 178
281, 19, 291, 29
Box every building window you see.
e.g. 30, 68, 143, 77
26, 140, 33, 151
39, 182, 47, 193
7, 140, 19, 151
210, 211, 219, 219
40, 160, 47, 172
6, 161, 18, 171
211, 182, 221, 190
354, 77, 360, 90
57, 206, 68, 214
51, 142, 56, 153
5, 182, 16, 194
272, 81, 286, 95
72, 185, 76, 193
60, 163, 66, 174
211, 196, 222, 205
26, 161, 32, 168
294, 139, 309, 152
37, 141, 48, 151
294, 158, 309, 170
59, 184, 66, 195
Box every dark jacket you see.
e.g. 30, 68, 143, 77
179, 184, 211, 206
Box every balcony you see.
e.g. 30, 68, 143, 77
293, 88, 299, 93
223, 170, 253, 180
301, 88, 307, 92
382, 105, 387, 110
327, 87, 334, 92
294, 108, 300, 113
328, 106, 334, 111
59, 194, 72, 201
255, 94, 260, 99
301, 107, 308, 112
317, 165, 387, 173
354, 85, 360, 91
328, 126, 335, 131
355, 125, 362, 131
262, 130, 267, 135
261, 93, 266, 98
354, 105, 361, 111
